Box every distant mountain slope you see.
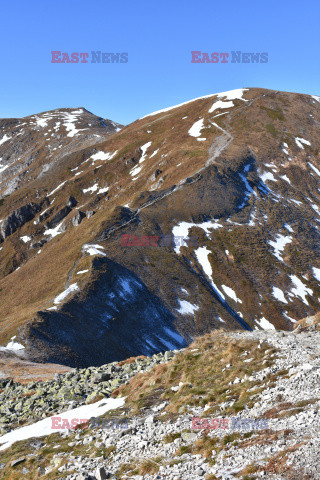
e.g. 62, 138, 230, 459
0, 107, 122, 197
1, 88, 320, 367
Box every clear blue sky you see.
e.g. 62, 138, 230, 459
1, 0, 319, 125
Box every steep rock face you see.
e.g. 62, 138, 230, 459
1, 88, 320, 367
0, 201, 45, 239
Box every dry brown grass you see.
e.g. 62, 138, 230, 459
2, 87, 319, 361
262, 399, 319, 419
117, 355, 147, 366
112, 331, 277, 416
116, 456, 162, 477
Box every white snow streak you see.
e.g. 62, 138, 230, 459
272, 287, 287, 304
47, 181, 67, 197
195, 246, 225, 300
221, 285, 242, 303
0, 397, 125, 451
140, 89, 249, 119
54, 283, 79, 305
289, 275, 313, 305
209, 100, 234, 113
0, 134, 11, 146
82, 244, 106, 256
295, 137, 311, 149
130, 142, 152, 178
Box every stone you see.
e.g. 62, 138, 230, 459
72, 211, 86, 226
94, 466, 108, 480
67, 196, 78, 208
11, 457, 26, 467
93, 372, 112, 383
86, 210, 95, 219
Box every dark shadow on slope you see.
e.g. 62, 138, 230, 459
25, 257, 189, 367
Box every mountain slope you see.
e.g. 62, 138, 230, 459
0, 107, 122, 198
1, 88, 320, 367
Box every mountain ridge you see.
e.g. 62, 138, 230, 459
1, 87, 320, 368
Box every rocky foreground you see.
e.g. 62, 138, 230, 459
0, 320, 319, 479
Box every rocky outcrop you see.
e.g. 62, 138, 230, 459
0, 201, 46, 239
46, 206, 72, 229
72, 211, 86, 227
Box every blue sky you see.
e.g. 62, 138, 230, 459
1, 0, 319, 124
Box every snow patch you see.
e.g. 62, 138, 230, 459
188, 118, 204, 138
280, 174, 291, 184
261, 171, 276, 183
0, 336, 25, 352
63, 110, 86, 137
130, 142, 152, 178
269, 234, 292, 261
82, 183, 98, 194
82, 244, 106, 256
149, 149, 159, 158
284, 224, 294, 233
20, 236, 31, 243
0, 134, 11, 146
289, 275, 313, 305
221, 285, 242, 303
195, 246, 225, 300
295, 137, 311, 149
312, 267, 320, 282
0, 397, 125, 451
140, 89, 248, 119
172, 220, 222, 254
97, 186, 109, 194
176, 300, 199, 316
272, 287, 287, 304
308, 162, 320, 177
35, 116, 48, 128
91, 150, 118, 164
54, 283, 79, 305
44, 221, 64, 238
47, 181, 67, 197
256, 317, 275, 330
208, 100, 234, 113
